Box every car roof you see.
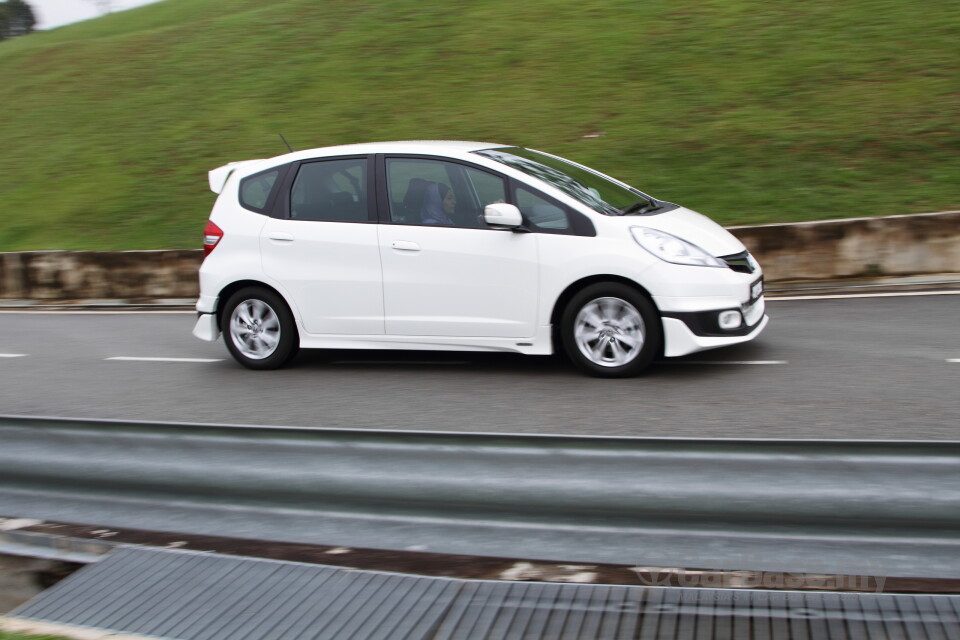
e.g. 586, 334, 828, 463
276, 140, 509, 163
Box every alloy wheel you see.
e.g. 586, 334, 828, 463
573, 297, 646, 367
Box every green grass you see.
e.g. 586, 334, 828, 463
0, 0, 957, 250
0, 632, 71, 640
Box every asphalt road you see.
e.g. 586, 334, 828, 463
1, 292, 958, 439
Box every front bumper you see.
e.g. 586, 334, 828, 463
661, 312, 768, 357
661, 299, 768, 357
649, 263, 767, 356
662, 296, 765, 338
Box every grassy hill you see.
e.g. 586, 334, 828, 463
1, 0, 957, 250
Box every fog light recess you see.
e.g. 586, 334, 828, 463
718, 310, 743, 330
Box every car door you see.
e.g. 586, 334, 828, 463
376, 155, 539, 338
260, 155, 385, 335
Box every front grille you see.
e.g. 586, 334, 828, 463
719, 250, 756, 274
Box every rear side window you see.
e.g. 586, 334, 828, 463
239, 168, 280, 212
290, 158, 369, 222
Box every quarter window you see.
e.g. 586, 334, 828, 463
290, 158, 369, 222
239, 168, 280, 212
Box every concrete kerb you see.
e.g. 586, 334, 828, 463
1, 211, 958, 303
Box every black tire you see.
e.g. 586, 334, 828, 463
222, 287, 299, 370
560, 283, 661, 378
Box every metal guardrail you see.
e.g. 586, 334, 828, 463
1, 415, 959, 581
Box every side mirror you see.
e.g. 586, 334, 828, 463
483, 203, 523, 228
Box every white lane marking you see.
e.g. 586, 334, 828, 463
106, 356, 223, 363
0, 353, 28, 358
948, 359, 960, 363
768, 290, 960, 301
663, 360, 787, 365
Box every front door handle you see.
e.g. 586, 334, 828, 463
268, 232, 295, 242
391, 241, 421, 252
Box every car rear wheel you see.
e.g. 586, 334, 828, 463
222, 287, 298, 370
561, 283, 661, 378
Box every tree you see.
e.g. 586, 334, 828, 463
0, 0, 36, 40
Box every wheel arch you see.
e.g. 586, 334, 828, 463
550, 275, 661, 352
215, 280, 293, 331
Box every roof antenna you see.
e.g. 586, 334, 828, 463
278, 133, 295, 153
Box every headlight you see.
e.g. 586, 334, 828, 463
630, 227, 725, 268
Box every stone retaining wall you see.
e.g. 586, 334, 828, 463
729, 210, 960, 282
1, 211, 957, 301
0, 250, 202, 301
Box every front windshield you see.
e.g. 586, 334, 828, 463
473, 147, 650, 215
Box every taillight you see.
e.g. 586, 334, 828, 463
203, 220, 223, 257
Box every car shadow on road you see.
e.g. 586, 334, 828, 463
657, 340, 783, 366
287, 348, 575, 376
282, 338, 785, 378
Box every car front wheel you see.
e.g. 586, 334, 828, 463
561, 283, 661, 378
222, 287, 298, 370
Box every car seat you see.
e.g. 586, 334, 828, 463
400, 178, 432, 223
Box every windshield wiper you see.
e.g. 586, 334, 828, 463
618, 198, 661, 216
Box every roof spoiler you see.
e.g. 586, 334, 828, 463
208, 160, 264, 194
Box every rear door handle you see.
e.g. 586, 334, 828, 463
268, 232, 295, 242
391, 241, 421, 252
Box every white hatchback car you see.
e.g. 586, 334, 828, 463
194, 141, 767, 377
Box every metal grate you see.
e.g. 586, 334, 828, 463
434, 581, 642, 639
11, 547, 960, 639
12, 547, 459, 640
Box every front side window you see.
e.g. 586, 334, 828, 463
290, 157, 368, 222
475, 147, 650, 216
385, 158, 507, 228
239, 168, 280, 212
